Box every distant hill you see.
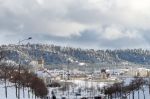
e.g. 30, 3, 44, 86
1, 44, 150, 67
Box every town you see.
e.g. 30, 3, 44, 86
1, 0, 150, 99
1, 55, 150, 99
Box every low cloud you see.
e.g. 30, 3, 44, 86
0, 0, 150, 49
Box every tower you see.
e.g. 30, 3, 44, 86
37, 59, 44, 70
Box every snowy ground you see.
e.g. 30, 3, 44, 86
1, 78, 150, 99
125, 78, 150, 99
47, 79, 107, 99
0, 80, 38, 99
0, 79, 107, 99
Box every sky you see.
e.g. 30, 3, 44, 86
1, 0, 150, 49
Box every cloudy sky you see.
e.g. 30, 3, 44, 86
1, 0, 150, 49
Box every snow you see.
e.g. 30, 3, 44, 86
125, 78, 150, 99
78, 62, 86, 66
0, 81, 38, 99
1, 73, 150, 99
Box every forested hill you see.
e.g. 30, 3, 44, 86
1, 44, 150, 66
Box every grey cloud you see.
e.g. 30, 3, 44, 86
65, 2, 102, 24
98, 37, 145, 49
140, 30, 150, 46
0, 28, 149, 49
1, 0, 150, 49
32, 29, 144, 49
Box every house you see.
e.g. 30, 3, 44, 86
100, 69, 108, 79
29, 59, 44, 73
128, 67, 150, 77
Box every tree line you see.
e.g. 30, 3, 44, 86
104, 77, 149, 99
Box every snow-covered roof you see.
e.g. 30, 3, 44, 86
36, 70, 51, 78
78, 62, 86, 66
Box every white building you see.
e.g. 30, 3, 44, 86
29, 59, 44, 73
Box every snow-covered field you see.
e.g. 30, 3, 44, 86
0, 79, 107, 99
1, 78, 150, 99
0, 81, 38, 99
125, 78, 150, 99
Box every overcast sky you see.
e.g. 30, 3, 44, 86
1, 0, 150, 49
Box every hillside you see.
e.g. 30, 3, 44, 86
1, 44, 150, 67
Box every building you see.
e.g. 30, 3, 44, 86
128, 68, 150, 77
29, 59, 45, 73
100, 69, 108, 79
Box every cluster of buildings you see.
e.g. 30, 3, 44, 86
28, 59, 150, 98
128, 67, 150, 77
29, 59, 123, 85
